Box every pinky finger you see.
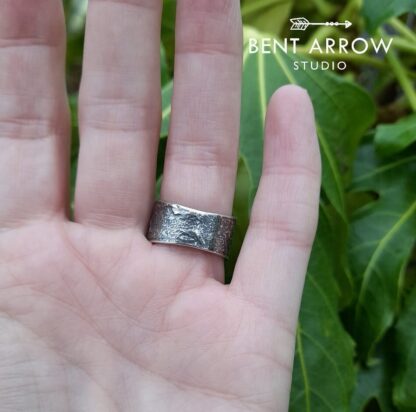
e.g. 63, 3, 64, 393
231, 85, 321, 330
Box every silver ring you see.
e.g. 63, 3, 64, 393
146, 201, 236, 258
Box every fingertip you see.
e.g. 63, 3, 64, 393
270, 84, 309, 104
267, 85, 313, 125
264, 84, 320, 173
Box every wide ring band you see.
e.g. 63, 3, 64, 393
146, 201, 236, 258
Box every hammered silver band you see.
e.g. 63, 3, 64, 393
146, 201, 236, 258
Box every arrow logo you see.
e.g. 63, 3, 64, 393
290, 17, 353, 31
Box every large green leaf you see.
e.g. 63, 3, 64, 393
290, 209, 355, 411
349, 144, 416, 360
241, 0, 294, 35
325, 205, 355, 308
375, 114, 416, 157
394, 288, 416, 411
241, 28, 376, 218
362, 0, 416, 33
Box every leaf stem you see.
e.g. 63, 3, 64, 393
310, 0, 338, 17
339, 0, 361, 21
385, 53, 416, 111
391, 37, 416, 55
389, 17, 416, 44
379, 29, 416, 111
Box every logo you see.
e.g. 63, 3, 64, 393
248, 18, 393, 72
290, 17, 352, 31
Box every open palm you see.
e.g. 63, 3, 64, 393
0, 1, 321, 411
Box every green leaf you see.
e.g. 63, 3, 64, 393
225, 157, 252, 283
161, 80, 173, 138
64, 0, 87, 34
394, 288, 416, 411
160, 44, 171, 86
351, 360, 395, 412
362, 0, 416, 33
349, 143, 416, 360
241, 0, 294, 35
69, 94, 79, 209
290, 209, 355, 411
375, 114, 416, 157
64, 0, 86, 92
292, 0, 337, 18
241, 28, 376, 218
324, 205, 355, 308
162, 0, 177, 69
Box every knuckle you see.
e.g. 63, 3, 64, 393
79, 97, 160, 134
250, 215, 316, 249
0, 117, 55, 140
176, 0, 242, 57
263, 163, 321, 182
0, 0, 64, 47
180, 0, 237, 15
0, 94, 67, 140
175, 42, 241, 58
166, 137, 235, 169
89, 0, 161, 10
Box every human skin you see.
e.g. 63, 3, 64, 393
0, 1, 321, 411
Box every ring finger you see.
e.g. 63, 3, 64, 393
161, 0, 242, 220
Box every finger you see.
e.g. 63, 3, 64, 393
161, 0, 242, 216
0, 0, 69, 228
75, 0, 163, 230
231, 85, 321, 331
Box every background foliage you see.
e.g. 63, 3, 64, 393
64, 0, 416, 411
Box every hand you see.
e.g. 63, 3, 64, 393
0, 1, 321, 411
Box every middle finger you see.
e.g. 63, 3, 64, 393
75, 0, 163, 230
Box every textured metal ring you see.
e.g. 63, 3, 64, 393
146, 201, 236, 258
